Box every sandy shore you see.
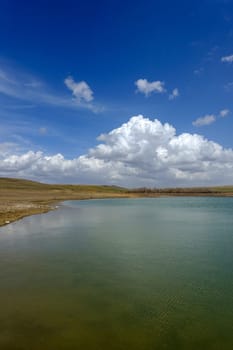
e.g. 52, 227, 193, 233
0, 201, 55, 227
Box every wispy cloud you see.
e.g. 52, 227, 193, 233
0, 65, 103, 113
192, 109, 230, 127
224, 81, 233, 91
192, 114, 216, 127
135, 78, 166, 97
219, 109, 230, 117
221, 54, 233, 63
169, 88, 179, 100
0, 142, 20, 157
2, 104, 36, 110
205, 46, 219, 62
39, 127, 48, 135
194, 67, 204, 76
64, 76, 93, 103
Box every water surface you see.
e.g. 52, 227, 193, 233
0, 197, 232, 349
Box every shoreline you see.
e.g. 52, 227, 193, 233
0, 193, 138, 227
1, 177, 233, 227
0, 201, 57, 227
1, 192, 233, 227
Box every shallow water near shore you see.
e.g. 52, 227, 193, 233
0, 197, 232, 349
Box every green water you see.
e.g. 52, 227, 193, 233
0, 197, 232, 349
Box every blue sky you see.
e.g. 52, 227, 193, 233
1, 0, 233, 186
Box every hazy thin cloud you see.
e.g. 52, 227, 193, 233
219, 109, 230, 117
39, 127, 48, 135
221, 54, 233, 63
169, 88, 179, 100
192, 114, 216, 127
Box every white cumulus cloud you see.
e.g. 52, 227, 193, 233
1, 115, 233, 187
192, 114, 216, 127
169, 88, 179, 100
135, 79, 166, 97
64, 76, 94, 103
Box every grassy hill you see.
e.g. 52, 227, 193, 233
0, 177, 126, 193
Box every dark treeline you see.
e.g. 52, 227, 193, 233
128, 187, 219, 194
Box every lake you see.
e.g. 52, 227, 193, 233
0, 197, 232, 349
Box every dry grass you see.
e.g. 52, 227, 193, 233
1, 177, 233, 227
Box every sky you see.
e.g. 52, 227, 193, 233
1, 0, 233, 187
